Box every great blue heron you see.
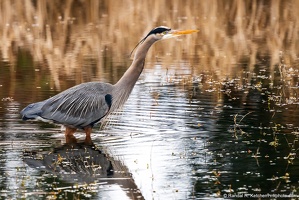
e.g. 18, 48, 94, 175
21, 26, 198, 139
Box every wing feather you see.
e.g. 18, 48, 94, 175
40, 82, 113, 128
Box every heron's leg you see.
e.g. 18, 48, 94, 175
84, 127, 92, 144
65, 127, 77, 143
65, 127, 77, 136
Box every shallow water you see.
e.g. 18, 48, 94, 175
1, 61, 299, 199
1, 1, 299, 199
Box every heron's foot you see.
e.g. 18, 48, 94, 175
65, 134, 77, 144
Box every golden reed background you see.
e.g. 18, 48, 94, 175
0, 0, 299, 81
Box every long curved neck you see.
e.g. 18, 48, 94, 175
109, 37, 157, 112
114, 37, 156, 89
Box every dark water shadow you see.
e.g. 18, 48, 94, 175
23, 135, 144, 200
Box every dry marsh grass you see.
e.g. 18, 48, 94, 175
0, 0, 299, 85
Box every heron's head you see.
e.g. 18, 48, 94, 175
146, 26, 199, 41
130, 26, 198, 56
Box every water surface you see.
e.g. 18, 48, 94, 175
1, 1, 299, 199
2, 62, 299, 199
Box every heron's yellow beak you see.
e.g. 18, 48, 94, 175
171, 29, 199, 35
162, 29, 199, 40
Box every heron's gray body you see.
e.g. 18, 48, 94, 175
21, 82, 114, 128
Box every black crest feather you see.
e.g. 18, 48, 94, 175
130, 26, 171, 57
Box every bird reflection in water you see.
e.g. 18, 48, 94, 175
23, 134, 143, 199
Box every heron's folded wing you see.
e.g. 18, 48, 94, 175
41, 83, 111, 128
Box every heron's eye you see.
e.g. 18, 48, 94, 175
161, 31, 168, 35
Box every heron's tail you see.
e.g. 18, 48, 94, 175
20, 101, 45, 120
